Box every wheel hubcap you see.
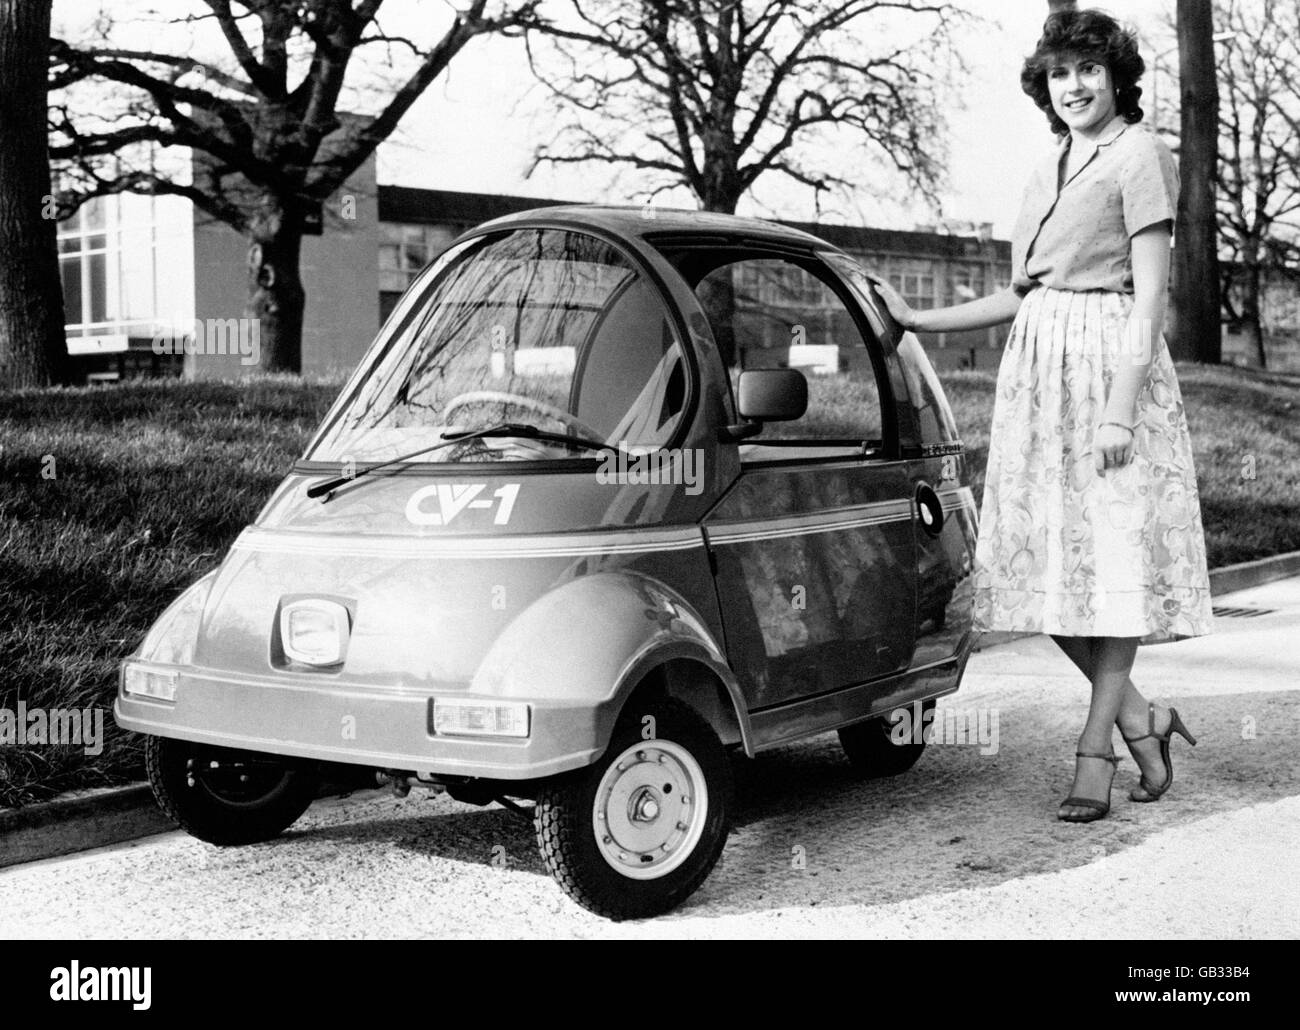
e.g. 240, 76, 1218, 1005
593, 740, 707, 880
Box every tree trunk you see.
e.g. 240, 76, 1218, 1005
697, 141, 742, 216
0, 0, 71, 388
698, 190, 740, 216
697, 274, 738, 368
1169, 0, 1222, 363
1238, 250, 1266, 367
697, 176, 741, 367
245, 196, 306, 373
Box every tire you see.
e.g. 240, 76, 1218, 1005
533, 696, 732, 920
145, 735, 322, 846
838, 699, 934, 778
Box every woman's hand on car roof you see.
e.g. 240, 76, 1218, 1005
862, 272, 917, 331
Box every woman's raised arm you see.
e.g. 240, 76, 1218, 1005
864, 273, 1024, 334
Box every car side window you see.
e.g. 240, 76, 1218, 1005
693, 256, 885, 459
571, 277, 687, 448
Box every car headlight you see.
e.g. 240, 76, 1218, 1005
431, 698, 530, 738
280, 599, 350, 667
122, 664, 178, 702
136, 573, 215, 667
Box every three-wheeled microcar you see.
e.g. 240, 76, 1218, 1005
117, 206, 979, 919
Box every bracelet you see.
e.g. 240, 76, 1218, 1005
1100, 420, 1134, 434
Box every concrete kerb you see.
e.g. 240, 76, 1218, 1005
5, 548, 1300, 870
0, 779, 382, 870
0, 785, 171, 869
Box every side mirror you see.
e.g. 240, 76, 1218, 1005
722, 368, 808, 440
739, 368, 808, 421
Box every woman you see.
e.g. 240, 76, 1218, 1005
867, 8, 1213, 822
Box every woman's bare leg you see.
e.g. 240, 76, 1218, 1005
1050, 634, 1096, 679
1050, 634, 1168, 789
1051, 635, 1143, 709
1059, 635, 1140, 818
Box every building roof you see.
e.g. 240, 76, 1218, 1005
782, 219, 1010, 261
377, 186, 1010, 261
378, 185, 576, 226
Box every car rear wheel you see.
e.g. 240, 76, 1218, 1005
533, 697, 732, 920
838, 700, 934, 777
146, 736, 321, 846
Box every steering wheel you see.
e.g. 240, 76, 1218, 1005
442, 390, 604, 442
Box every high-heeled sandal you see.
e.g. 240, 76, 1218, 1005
1057, 751, 1120, 823
1121, 702, 1197, 802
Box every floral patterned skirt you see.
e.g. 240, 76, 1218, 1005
970, 285, 1215, 643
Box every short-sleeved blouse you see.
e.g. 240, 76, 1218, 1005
1010, 115, 1180, 297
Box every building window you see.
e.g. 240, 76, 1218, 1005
736, 260, 825, 307
379, 222, 464, 324
59, 197, 113, 332
58, 194, 183, 359
379, 223, 460, 294
949, 262, 987, 305
886, 258, 936, 310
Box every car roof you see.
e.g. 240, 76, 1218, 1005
466, 204, 839, 253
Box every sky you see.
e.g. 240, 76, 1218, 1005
375, 0, 1179, 237
55, 0, 1180, 240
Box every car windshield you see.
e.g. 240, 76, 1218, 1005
307, 227, 689, 464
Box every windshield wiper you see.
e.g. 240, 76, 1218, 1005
305, 422, 613, 501
440, 422, 614, 454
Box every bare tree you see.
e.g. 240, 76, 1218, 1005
525, 1, 969, 217
0, 0, 69, 388
1213, 0, 1300, 367
1169, 0, 1222, 364
49, 1, 538, 373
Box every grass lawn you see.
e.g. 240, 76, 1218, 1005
1, 378, 339, 806
1, 363, 1297, 806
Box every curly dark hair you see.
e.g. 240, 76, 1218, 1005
1021, 8, 1146, 136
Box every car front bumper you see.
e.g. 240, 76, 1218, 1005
114, 660, 610, 781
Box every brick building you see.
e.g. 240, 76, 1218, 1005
100, 161, 1300, 379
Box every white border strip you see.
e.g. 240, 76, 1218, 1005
233, 486, 976, 559
234, 526, 705, 560
707, 505, 911, 545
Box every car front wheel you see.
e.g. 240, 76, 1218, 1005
533, 697, 732, 920
146, 736, 321, 846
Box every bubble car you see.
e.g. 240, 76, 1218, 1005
117, 206, 979, 920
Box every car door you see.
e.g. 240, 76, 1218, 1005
824, 251, 980, 670
694, 252, 917, 714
